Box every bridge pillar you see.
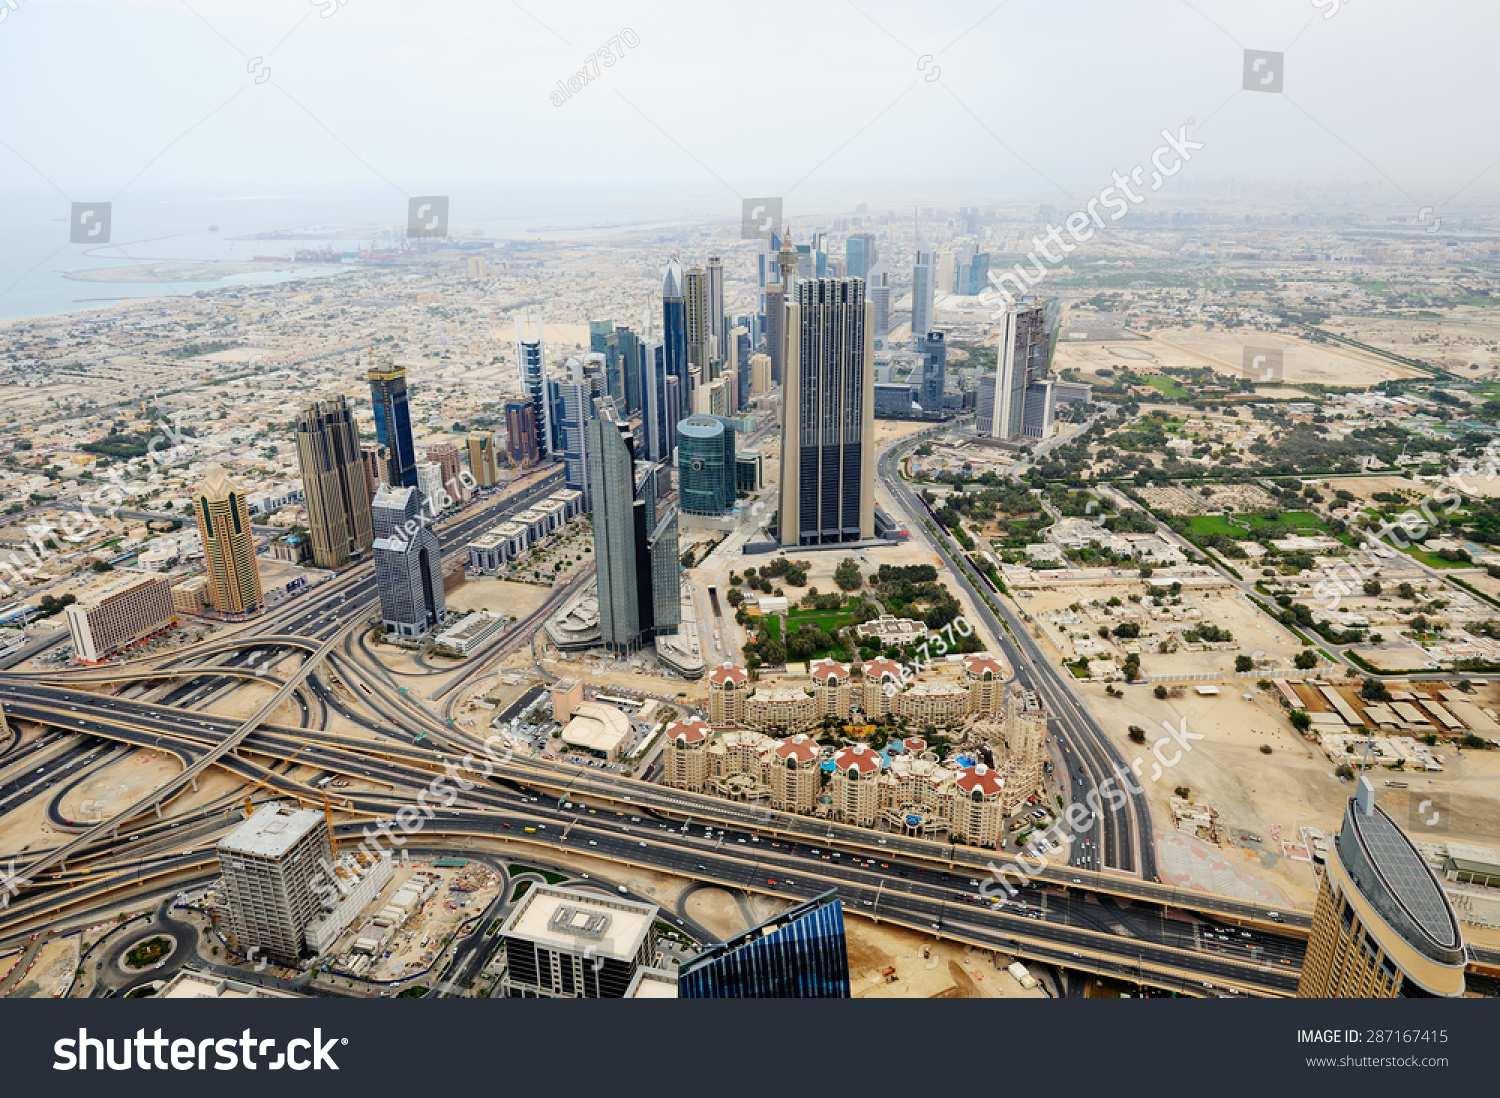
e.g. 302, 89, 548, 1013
155, 801, 162, 820
190, 776, 198, 793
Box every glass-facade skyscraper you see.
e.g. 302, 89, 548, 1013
587, 397, 680, 656
678, 891, 851, 998
367, 358, 418, 491
676, 414, 736, 516
662, 260, 688, 420
515, 318, 552, 461
371, 484, 446, 639
845, 232, 876, 282
778, 277, 875, 547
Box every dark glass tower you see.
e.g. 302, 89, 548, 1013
662, 259, 687, 428
779, 278, 874, 546
678, 891, 851, 998
366, 358, 418, 490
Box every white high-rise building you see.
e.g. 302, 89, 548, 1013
910, 249, 934, 350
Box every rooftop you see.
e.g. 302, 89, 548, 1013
218, 803, 325, 860
500, 883, 656, 961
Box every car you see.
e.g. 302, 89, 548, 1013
697, 864, 706, 870
639, 842, 647, 847
587, 840, 597, 846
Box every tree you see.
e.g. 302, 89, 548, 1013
1398, 582, 1416, 600
725, 587, 744, 608
1235, 655, 1253, 673
1360, 677, 1390, 703
833, 557, 863, 591
1289, 709, 1311, 733
1294, 648, 1318, 670
1153, 684, 1168, 699
1259, 744, 1273, 755
1363, 579, 1381, 596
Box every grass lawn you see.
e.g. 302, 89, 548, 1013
1140, 374, 1189, 398
1188, 510, 1330, 539
760, 614, 782, 642
1401, 545, 1475, 569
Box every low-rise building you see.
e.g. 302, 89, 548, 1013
431, 611, 505, 656
497, 884, 660, 998
854, 614, 928, 646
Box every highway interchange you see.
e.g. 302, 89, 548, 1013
1, 437, 1495, 997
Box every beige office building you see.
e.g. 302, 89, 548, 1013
296, 397, 374, 569
467, 430, 500, 487
194, 465, 262, 615
750, 352, 773, 395
1298, 779, 1466, 998
65, 573, 175, 663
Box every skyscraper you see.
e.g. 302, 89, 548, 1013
503, 400, 538, 468
678, 891, 850, 998
371, 484, 446, 639
467, 430, 500, 487
1297, 778, 1465, 998
367, 357, 418, 491
605, 325, 643, 413
846, 232, 877, 282
194, 464, 262, 615
217, 804, 331, 967
677, 414, 737, 516
551, 362, 597, 507
588, 398, 680, 656
706, 256, 725, 369
910, 247, 934, 350
638, 339, 671, 463
779, 278, 875, 547
870, 268, 891, 351
918, 330, 946, 415
977, 303, 1052, 440
661, 260, 688, 427
588, 318, 612, 355
515, 318, 552, 462
685, 263, 712, 391
295, 396, 374, 570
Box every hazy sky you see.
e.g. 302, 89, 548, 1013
2, 0, 1498, 226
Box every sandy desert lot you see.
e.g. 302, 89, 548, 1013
1144, 326, 1423, 385
1323, 312, 1500, 377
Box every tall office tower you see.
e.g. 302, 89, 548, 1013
918, 330, 947, 415
779, 278, 875, 547
588, 318, 612, 355
661, 260, 688, 419
684, 263, 713, 387
664, 377, 681, 457
467, 430, 499, 487
503, 400, 538, 468
750, 352, 773, 395
587, 397, 680, 656
777, 231, 799, 294
936, 249, 957, 293
360, 445, 381, 500
637, 339, 670, 463
958, 251, 990, 296
677, 414, 737, 516
845, 232, 877, 282
367, 357, 418, 491
764, 283, 786, 387
977, 303, 1052, 440
515, 318, 552, 462
1297, 778, 1465, 998
910, 248, 934, 350
424, 444, 469, 504
295, 397, 375, 569
605, 325, 642, 412
217, 804, 332, 966
371, 484, 446, 639
678, 891, 851, 998
551, 363, 597, 507
193, 464, 262, 615
870, 268, 891, 350
706, 256, 725, 363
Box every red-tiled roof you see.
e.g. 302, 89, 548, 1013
956, 763, 1005, 795
709, 662, 749, 685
